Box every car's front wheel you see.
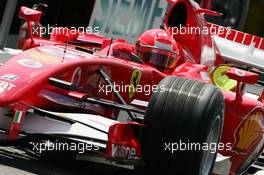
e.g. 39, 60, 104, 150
141, 76, 225, 175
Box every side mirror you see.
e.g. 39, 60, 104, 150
227, 67, 259, 102
19, 6, 42, 22
226, 67, 259, 84
212, 65, 259, 102
18, 6, 42, 47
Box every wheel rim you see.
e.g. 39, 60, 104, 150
200, 115, 221, 175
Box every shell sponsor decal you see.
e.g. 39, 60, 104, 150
129, 69, 142, 99
26, 50, 62, 64
17, 59, 42, 68
232, 110, 264, 153
38, 47, 78, 59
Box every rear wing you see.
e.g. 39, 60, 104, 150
208, 23, 264, 86
208, 23, 264, 73
208, 23, 264, 50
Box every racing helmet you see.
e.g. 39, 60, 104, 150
136, 29, 180, 72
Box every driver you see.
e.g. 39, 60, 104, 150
111, 29, 182, 72
136, 29, 182, 73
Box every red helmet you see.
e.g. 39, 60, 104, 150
136, 29, 180, 72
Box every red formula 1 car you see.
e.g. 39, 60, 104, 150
0, 1, 264, 175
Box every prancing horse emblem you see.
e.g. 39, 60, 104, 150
129, 69, 142, 99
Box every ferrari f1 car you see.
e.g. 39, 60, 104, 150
0, 0, 263, 175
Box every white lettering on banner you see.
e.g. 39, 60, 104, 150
89, 0, 167, 42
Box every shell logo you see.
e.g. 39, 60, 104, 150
233, 111, 263, 153
26, 50, 62, 64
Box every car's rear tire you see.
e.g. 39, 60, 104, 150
141, 76, 224, 175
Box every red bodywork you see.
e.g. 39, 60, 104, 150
1, 1, 263, 174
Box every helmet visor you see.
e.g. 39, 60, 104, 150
138, 44, 179, 70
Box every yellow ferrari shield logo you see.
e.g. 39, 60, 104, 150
129, 69, 142, 99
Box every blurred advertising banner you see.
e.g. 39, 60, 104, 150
89, 0, 169, 42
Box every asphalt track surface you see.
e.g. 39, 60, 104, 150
0, 147, 132, 175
